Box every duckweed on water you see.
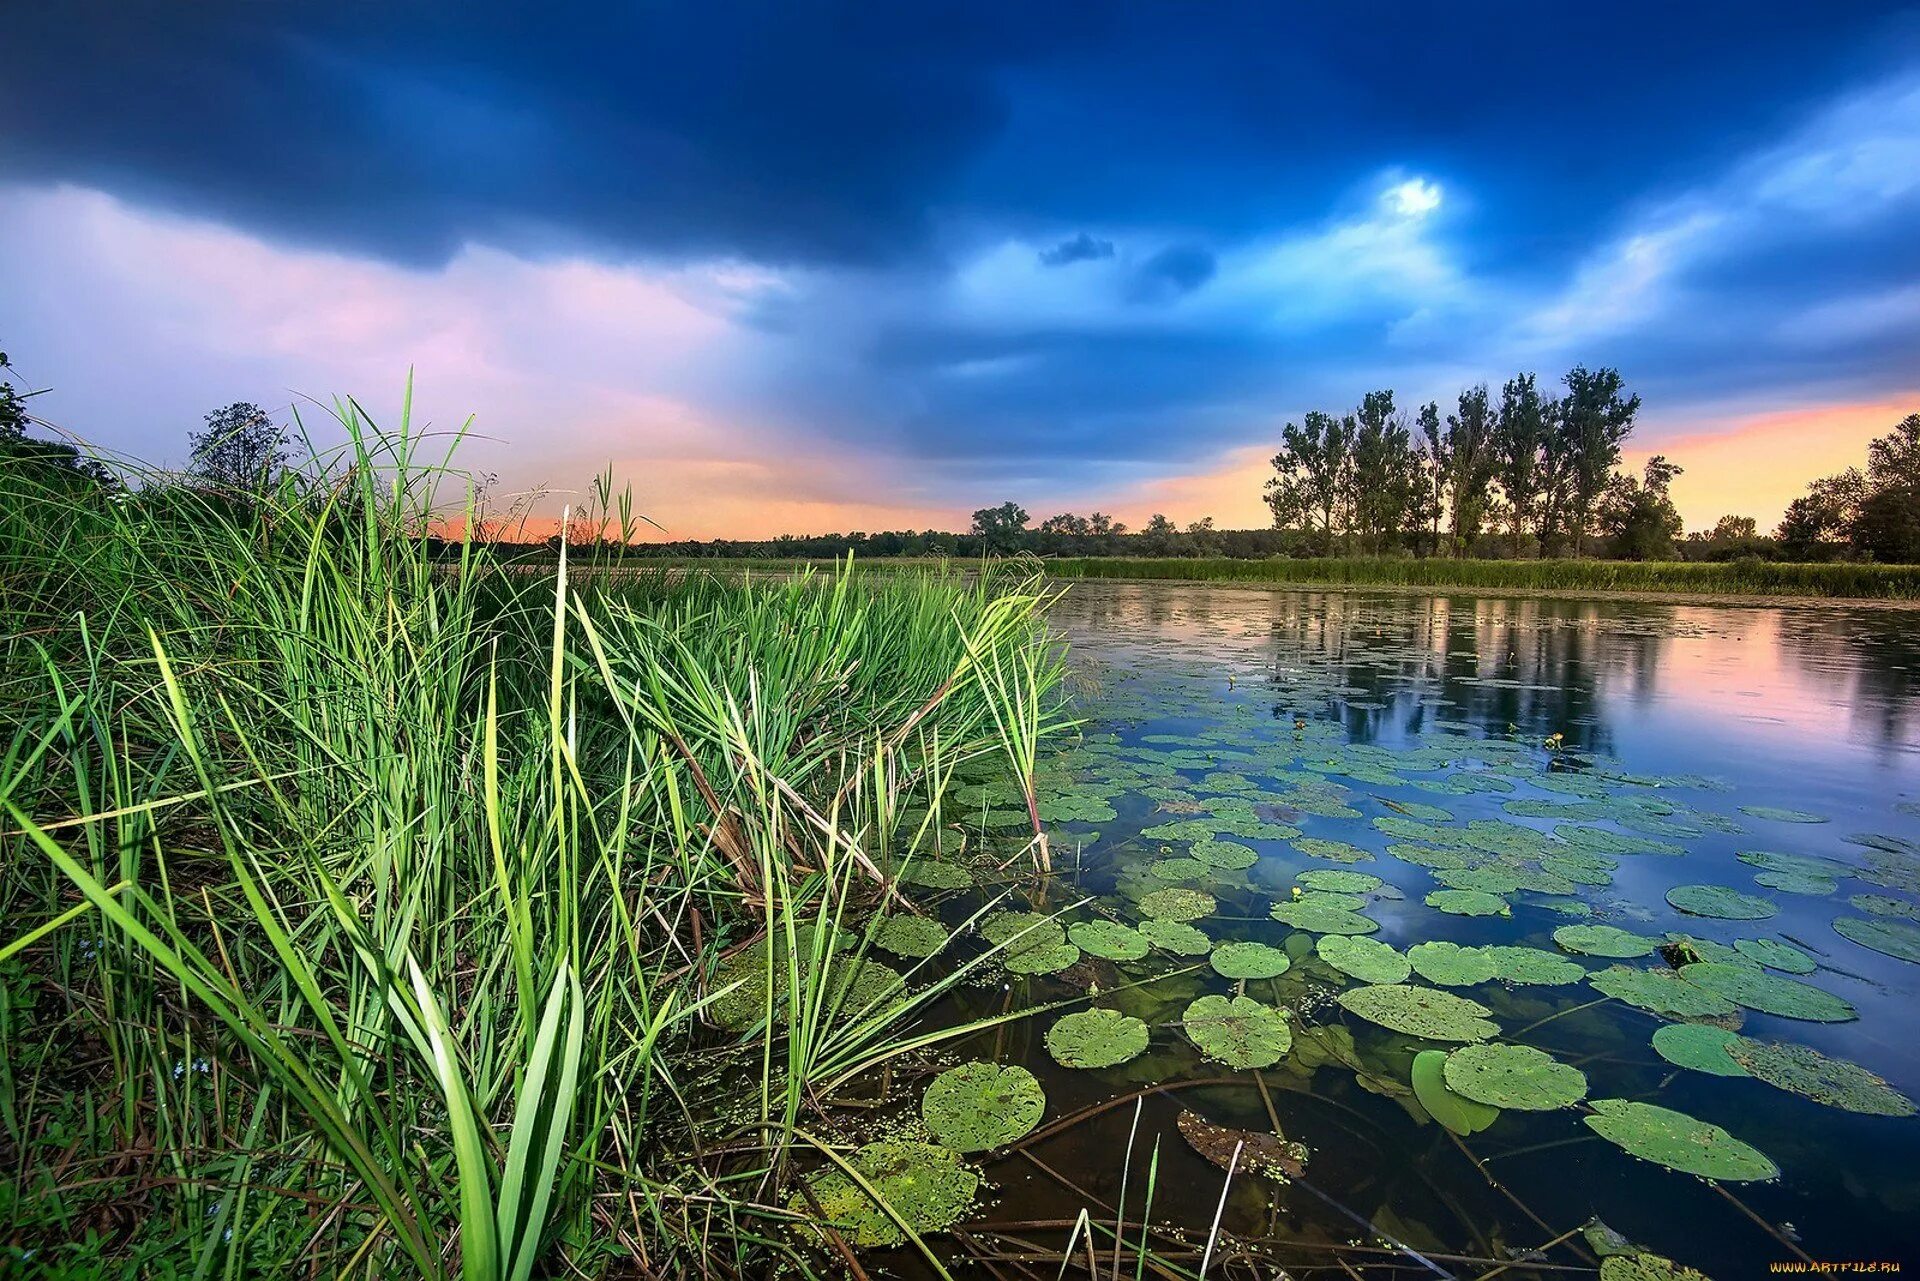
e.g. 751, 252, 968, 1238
1600, 1253, 1716, 1281
921, 1062, 1047, 1151
1183, 994, 1292, 1068
1583, 1099, 1778, 1182
1045, 1008, 1151, 1068
867, 914, 950, 959
1442, 1043, 1588, 1110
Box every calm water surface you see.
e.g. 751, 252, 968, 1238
927, 582, 1920, 1276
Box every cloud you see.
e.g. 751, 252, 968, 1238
1129, 245, 1217, 302
1039, 232, 1116, 266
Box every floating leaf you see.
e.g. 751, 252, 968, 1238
1139, 918, 1212, 956
1426, 889, 1511, 917
1588, 966, 1736, 1018
897, 860, 974, 890
1184, 994, 1292, 1068
868, 915, 950, 959
1599, 1253, 1716, 1281
1003, 941, 1081, 975
1192, 839, 1259, 870
1726, 1038, 1917, 1116
1068, 920, 1151, 961
1269, 899, 1379, 934
1679, 962, 1857, 1023
1753, 871, 1838, 896
1045, 1008, 1150, 1069
1138, 888, 1216, 922
1177, 1109, 1309, 1181
1337, 984, 1499, 1042
1731, 937, 1816, 975
1666, 885, 1777, 921
1411, 1049, 1500, 1135
1583, 1099, 1778, 1182
1849, 894, 1920, 920
1210, 940, 1291, 979
1147, 857, 1211, 881
794, 1139, 979, 1246
1554, 924, 1661, 959
1739, 805, 1827, 824
1408, 941, 1496, 986
982, 911, 1067, 956
1833, 914, 1920, 963
1650, 1024, 1749, 1078
1483, 945, 1587, 985
1298, 869, 1383, 894
1317, 935, 1411, 984
921, 1062, 1046, 1151
1293, 837, 1375, 864
1443, 1043, 1588, 1110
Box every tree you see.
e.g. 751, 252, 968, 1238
1266, 410, 1351, 554
189, 402, 287, 493
1442, 384, 1500, 553
0, 348, 28, 444
1775, 470, 1866, 558
1709, 515, 1757, 541
1555, 366, 1641, 556
1349, 390, 1418, 553
1600, 455, 1684, 560
1496, 374, 1549, 554
1039, 512, 1091, 536
970, 500, 1030, 553
1850, 413, 1920, 562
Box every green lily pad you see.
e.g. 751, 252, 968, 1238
1650, 1023, 1750, 1078
1409, 941, 1497, 986
1411, 1049, 1500, 1135
1739, 805, 1827, 824
1583, 1099, 1778, 1182
1588, 966, 1737, 1017
897, 860, 974, 890
1666, 885, 1777, 921
1850, 894, 1920, 920
1210, 940, 1291, 980
1726, 1038, 1918, 1116
1679, 962, 1857, 1022
1269, 899, 1380, 934
1753, 871, 1838, 896
868, 915, 950, 959
795, 1139, 979, 1246
1732, 938, 1816, 975
1316, 935, 1411, 984
1426, 889, 1511, 917
1337, 984, 1499, 1042
1184, 994, 1292, 1068
1443, 1043, 1588, 1110
1600, 1253, 1716, 1281
1139, 918, 1212, 956
1483, 945, 1588, 985
1298, 869, 1383, 894
982, 911, 1067, 955
1002, 941, 1081, 975
1068, 920, 1151, 961
1554, 924, 1661, 959
1045, 1008, 1151, 1068
1833, 914, 1920, 963
921, 1062, 1046, 1151
1138, 888, 1217, 922
1294, 838, 1375, 864
1147, 857, 1211, 881
1191, 839, 1259, 870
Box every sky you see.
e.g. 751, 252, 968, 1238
3, 1, 1918, 538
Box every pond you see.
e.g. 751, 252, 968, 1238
886, 581, 1920, 1276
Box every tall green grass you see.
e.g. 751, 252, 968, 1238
0, 394, 1067, 1277
1042, 555, 1920, 599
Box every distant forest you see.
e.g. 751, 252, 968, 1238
4, 350, 1916, 564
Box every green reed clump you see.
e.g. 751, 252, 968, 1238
0, 391, 1067, 1278
1042, 556, 1920, 599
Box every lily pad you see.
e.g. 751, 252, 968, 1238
1138, 887, 1217, 922
1554, 924, 1661, 959
982, 911, 1067, 956
1666, 885, 1777, 921
1443, 1043, 1588, 1110
1753, 871, 1838, 896
1679, 962, 1857, 1022
1833, 914, 1920, 963
1483, 945, 1587, 986
1337, 984, 1499, 1042
897, 860, 974, 890
1068, 920, 1151, 962
1583, 1099, 1778, 1182
795, 1139, 979, 1246
1650, 1023, 1750, 1078
1298, 869, 1383, 894
1147, 857, 1211, 881
1140, 918, 1212, 956
1317, 935, 1411, 984
1588, 966, 1736, 1018
1270, 899, 1379, 934
1411, 1049, 1500, 1135
1177, 1109, 1309, 1181
1191, 839, 1259, 870
1294, 837, 1375, 864
1211, 940, 1292, 979
1600, 1254, 1716, 1281
1426, 889, 1511, 917
1003, 940, 1081, 975
1409, 941, 1497, 986
1184, 994, 1292, 1068
1739, 805, 1827, 824
921, 1062, 1046, 1151
869, 915, 950, 959
1726, 1038, 1917, 1116
1045, 1008, 1150, 1068
1731, 937, 1816, 975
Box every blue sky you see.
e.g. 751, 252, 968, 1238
4, 1, 1918, 534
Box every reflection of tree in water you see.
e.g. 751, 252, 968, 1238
1774, 610, 1920, 756
1247, 592, 1697, 758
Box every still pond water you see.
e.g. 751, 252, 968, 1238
912, 582, 1920, 1276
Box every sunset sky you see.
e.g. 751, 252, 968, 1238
4, 3, 1918, 538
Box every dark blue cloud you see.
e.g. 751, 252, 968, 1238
1039, 233, 1116, 267
1129, 246, 1216, 302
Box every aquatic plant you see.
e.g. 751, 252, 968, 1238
1209, 940, 1291, 980
868, 915, 951, 959
1316, 935, 1411, 984
1678, 963, 1857, 1022
1588, 966, 1736, 1017
1269, 899, 1379, 933
1666, 885, 1777, 920
1182, 995, 1292, 1068
1139, 918, 1213, 956
1411, 1050, 1500, 1136
921, 1062, 1048, 1151
1336, 985, 1500, 1042
1442, 1044, 1588, 1110
1583, 1100, 1778, 1182
1045, 1008, 1151, 1068
1425, 888, 1511, 917
1650, 1024, 1750, 1078
1069, 920, 1151, 961
794, 1140, 981, 1247
1138, 887, 1217, 922
1832, 914, 1920, 962
1726, 1039, 1917, 1116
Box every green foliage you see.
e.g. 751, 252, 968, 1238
1183, 994, 1292, 1069
1209, 940, 1291, 979
1068, 920, 1151, 961
1583, 1100, 1778, 1182
1336, 984, 1499, 1042
1316, 935, 1411, 984
1045, 1009, 1151, 1069
1553, 924, 1661, 958
1678, 963, 1857, 1022
1442, 1044, 1588, 1110
1726, 1039, 1917, 1116
1650, 1024, 1750, 1078
921, 1062, 1047, 1151
1666, 884, 1777, 920
795, 1141, 980, 1247
1411, 1049, 1500, 1135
